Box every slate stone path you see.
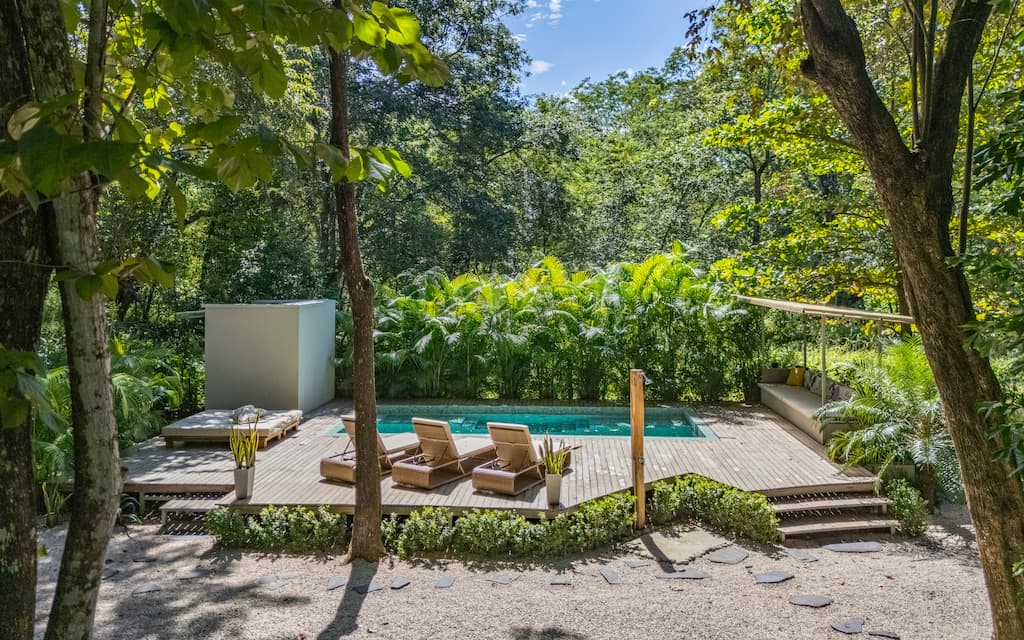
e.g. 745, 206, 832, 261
599, 568, 621, 585
754, 570, 794, 584
352, 581, 384, 594
623, 560, 649, 569
390, 577, 411, 590
824, 542, 882, 553
866, 631, 900, 639
131, 582, 162, 595
655, 568, 708, 580
789, 594, 832, 608
784, 548, 818, 563
707, 546, 748, 565
550, 575, 572, 586
486, 574, 520, 585
434, 575, 455, 589
326, 576, 346, 591
832, 617, 866, 635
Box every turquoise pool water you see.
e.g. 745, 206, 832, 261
334, 404, 715, 439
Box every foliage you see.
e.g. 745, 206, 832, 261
40, 483, 68, 529
885, 479, 928, 538
819, 339, 961, 503
540, 436, 573, 475
362, 248, 755, 402
648, 475, 779, 543
229, 406, 264, 468
383, 493, 635, 559
206, 506, 349, 553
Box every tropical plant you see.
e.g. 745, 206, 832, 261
540, 436, 574, 475
229, 407, 262, 469
818, 338, 958, 506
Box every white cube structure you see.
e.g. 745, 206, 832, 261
204, 300, 336, 412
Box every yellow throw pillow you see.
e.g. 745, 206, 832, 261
786, 367, 806, 386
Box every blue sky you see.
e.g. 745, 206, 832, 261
503, 0, 708, 96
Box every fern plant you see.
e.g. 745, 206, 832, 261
817, 338, 958, 506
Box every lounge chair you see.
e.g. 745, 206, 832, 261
162, 409, 302, 449
390, 418, 496, 490
320, 415, 419, 484
472, 422, 574, 496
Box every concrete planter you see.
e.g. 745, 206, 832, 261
545, 473, 562, 506
234, 467, 255, 500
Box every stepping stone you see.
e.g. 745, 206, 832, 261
132, 557, 157, 563
278, 570, 303, 581
599, 568, 621, 585
487, 574, 520, 586
637, 530, 728, 563
785, 548, 818, 563
390, 577, 411, 590
867, 631, 900, 639
177, 567, 208, 580
823, 542, 882, 553
624, 560, 649, 569
707, 546, 749, 565
755, 570, 794, 584
131, 582, 162, 595
550, 575, 572, 586
655, 569, 708, 580
832, 617, 866, 635
435, 575, 455, 589
327, 576, 347, 591
789, 594, 833, 608
101, 569, 120, 580
352, 581, 385, 594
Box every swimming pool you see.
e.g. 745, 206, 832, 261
334, 404, 716, 439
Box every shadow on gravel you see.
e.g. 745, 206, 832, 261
316, 559, 378, 639
509, 626, 587, 639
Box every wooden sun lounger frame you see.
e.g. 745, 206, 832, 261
162, 410, 302, 449
390, 418, 496, 490
319, 415, 419, 484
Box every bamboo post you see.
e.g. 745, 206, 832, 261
630, 369, 646, 529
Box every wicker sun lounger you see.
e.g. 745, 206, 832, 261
320, 414, 420, 484
471, 422, 574, 496
390, 418, 496, 490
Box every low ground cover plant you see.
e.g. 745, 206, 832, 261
206, 505, 348, 553
648, 475, 779, 543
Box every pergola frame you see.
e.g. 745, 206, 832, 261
736, 295, 915, 405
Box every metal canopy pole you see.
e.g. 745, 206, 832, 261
876, 321, 884, 366
820, 317, 827, 405
802, 316, 808, 369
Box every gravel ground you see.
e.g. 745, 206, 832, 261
35, 506, 989, 640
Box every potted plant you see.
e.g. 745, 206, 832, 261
541, 436, 577, 506
230, 406, 263, 499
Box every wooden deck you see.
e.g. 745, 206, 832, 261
122, 401, 876, 516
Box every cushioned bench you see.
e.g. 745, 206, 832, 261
162, 409, 302, 449
759, 368, 855, 444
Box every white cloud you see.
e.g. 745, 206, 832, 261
528, 60, 553, 74
513, 33, 528, 43
526, 0, 564, 27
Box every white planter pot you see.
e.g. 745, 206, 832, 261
545, 473, 562, 506
234, 467, 255, 500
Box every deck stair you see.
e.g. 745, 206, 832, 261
769, 490, 897, 541
160, 493, 234, 525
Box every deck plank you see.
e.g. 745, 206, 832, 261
119, 401, 877, 516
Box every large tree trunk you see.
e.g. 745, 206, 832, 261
328, 46, 385, 560
800, 3, 1024, 638
0, 7, 53, 640
17, 1, 124, 638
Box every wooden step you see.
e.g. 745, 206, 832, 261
772, 495, 891, 515
160, 493, 234, 525
759, 480, 879, 498
778, 516, 898, 541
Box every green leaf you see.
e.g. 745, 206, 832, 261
6, 103, 41, 141
353, 12, 386, 47
385, 8, 421, 46
166, 178, 189, 226
188, 115, 242, 145
17, 125, 67, 195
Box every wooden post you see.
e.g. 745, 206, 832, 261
630, 369, 646, 528
876, 320, 884, 366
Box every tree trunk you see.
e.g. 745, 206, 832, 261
328, 45, 385, 560
17, 1, 124, 638
0, 9, 53, 640
800, 3, 1024, 638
